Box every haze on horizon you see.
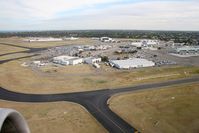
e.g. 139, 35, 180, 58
0, 0, 199, 31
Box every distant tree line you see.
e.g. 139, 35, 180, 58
0, 30, 198, 45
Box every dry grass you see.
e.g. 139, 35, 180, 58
0, 100, 107, 133
0, 44, 27, 55
109, 83, 199, 133
1, 59, 199, 94
41, 64, 94, 75
0, 38, 109, 133
0, 37, 96, 49
1, 37, 199, 94
0, 53, 34, 60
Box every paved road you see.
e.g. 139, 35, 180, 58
0, 76, 199, 133
0, 42, 46, 65
0, 42, 77, 65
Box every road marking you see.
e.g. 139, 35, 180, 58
88, 101, 127, 133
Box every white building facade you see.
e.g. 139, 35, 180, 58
53, 55, 82, 65
28, 37, 63, 42
100, 37, 114, 43
131, 39, 159, 48
110, 58, 155, 69
174, 46, 199, 55
84, 57, 101, 64
69, 58, 83, 65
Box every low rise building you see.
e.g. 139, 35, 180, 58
84, 45, 96, 51
84, 57, 101, 64
33, 61, 46, 67
64, 37, 79, 40
109, 58, 155, 69
53, 55, 83, 65
100, 37, 114, 43
174, 46, 199, 55
28, 37, 63, 42
93, 63, 100, 68
68, 58, 83, 65
130, 42, 142, 48
142, 40, 159, 46
131, 39, 159, 48
95, 45, 112, 50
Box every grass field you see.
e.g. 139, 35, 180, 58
0, 100, 107, 133
109, 83, 199, 133
0, 37, 96, 49
0, 44, 27, 55
1, 58, 199, 94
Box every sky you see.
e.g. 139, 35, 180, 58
0, 0, 199, 31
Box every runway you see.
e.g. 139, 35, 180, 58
0, 76, 199, 133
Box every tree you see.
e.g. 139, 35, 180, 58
101, 56, 109, 62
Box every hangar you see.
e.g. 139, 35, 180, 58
174, 46, 199, 55
109, 58, 155, 69
53, 55, 83, 65
84, 57, 101, 64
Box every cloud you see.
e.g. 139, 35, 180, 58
0, 0, 199, 31
0, 0, 121, 20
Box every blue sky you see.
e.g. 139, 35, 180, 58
0, 0, 199, 31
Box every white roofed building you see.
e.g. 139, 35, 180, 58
131, 42, 143, 48
64, 37, 79, 40
110, 58, 155, 69
84, 57, 101, 64
28, 37, 63, 42
131, 40, 159, 48
53, 55, 82, 65
174, 46, 199, 55
142, 40, 159, 46
68, 58, 83, 65
33, 61, 46, 67
100, 37, 114, 43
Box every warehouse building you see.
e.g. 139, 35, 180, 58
28, 37, 63, 42
130, 42, 142, 48
53, 55, 83, 65
68, 58, 83, 65
142, 40, 159, 46
174, 46, 199, 55
109, 58, 155, 69
53, 56, 72, 65
131, 39, 159, 48
84, 57, 101, 64
100, 37, 114, 43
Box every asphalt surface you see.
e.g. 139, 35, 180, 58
0, 42, 72, 65
0, 42, 46, 65
0, 76, 199, 133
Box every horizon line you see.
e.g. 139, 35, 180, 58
0, 29, 199, 33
